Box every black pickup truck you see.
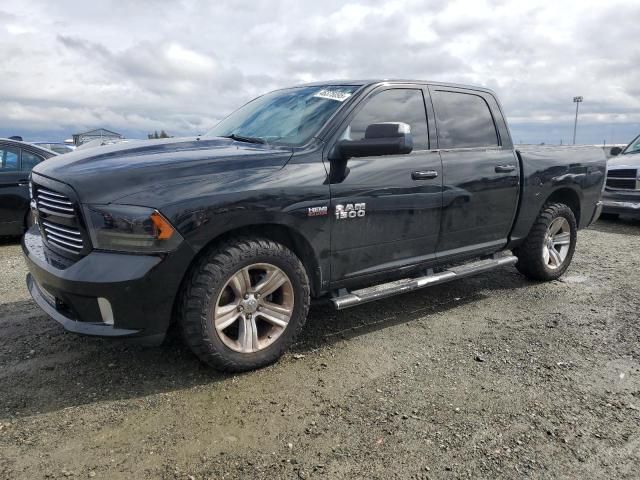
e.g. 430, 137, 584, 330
22, 80, 606, 371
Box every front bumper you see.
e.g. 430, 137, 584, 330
22, 228, 194, 342
27, 274, 140, 337
601, 191, 640, 217
588, 200, 603, 226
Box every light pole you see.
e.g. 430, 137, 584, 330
572, 96, 583, 145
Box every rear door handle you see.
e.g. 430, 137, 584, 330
412, 170, 439, 180
495, 165, 516, 173
17, 179, 29, 187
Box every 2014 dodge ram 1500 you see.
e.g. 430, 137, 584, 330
22, 80, 607, 371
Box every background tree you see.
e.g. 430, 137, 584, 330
148, 130, 170, 139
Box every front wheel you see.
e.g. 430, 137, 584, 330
514, 203, 577, 281
178, 238, 310, 372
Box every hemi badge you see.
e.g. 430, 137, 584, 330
307, 206, 328, 217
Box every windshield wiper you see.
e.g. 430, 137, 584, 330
222, 133, 266, 144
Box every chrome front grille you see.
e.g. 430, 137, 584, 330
36, 187, 75, 215
41, 220, 84, 253
606, 168, 639, 191
33, 183, 87, 255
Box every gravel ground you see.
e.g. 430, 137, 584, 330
1, 218, 639, 480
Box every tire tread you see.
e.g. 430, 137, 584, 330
514, 202, 577, 281
178, 237, 310, 372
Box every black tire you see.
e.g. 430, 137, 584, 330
514, 202, 577, 281
178, 238, 310, 372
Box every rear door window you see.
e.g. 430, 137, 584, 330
0, 146, 20, 171
431, 90, 499, 149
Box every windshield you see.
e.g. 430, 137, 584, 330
205, 85, 360, 146
623, 134, 640, 154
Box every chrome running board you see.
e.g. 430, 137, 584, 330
331, 254, 518, 310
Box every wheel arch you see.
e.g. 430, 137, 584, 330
180, 223, 322, 299
508, 185, 583, 250
544, 187, 581, 226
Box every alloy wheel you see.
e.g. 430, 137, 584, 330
543, 217, 571, 270
212, 263, 294, 353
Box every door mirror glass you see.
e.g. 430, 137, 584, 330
609, 146, 622, 156
336, 122, 413, 159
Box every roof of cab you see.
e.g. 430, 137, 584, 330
297, 79, 496, 95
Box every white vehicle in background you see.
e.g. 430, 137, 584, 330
75, 138, 140, 150
602, 134, 640, 219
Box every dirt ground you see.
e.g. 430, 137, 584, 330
0, 218, 639, 480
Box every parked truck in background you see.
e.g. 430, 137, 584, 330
22, 80, 606, 371
602, 134, 640, 218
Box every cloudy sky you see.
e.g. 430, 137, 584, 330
1, 0, 639, 145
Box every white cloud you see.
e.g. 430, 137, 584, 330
6, 24, 34, 34
165, 44, 216, 73
0, 0, 638, 144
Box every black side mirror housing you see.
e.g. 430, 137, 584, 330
609, 146, 622, 156
334, 122, 413, 160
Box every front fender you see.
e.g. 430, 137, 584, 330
147, 156, 332, 294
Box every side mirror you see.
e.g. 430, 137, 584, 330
609, 146, 622, 156
334, 122, 413, 159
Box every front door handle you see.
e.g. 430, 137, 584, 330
495, 165, 516, 173
17, 179, 29, 187
412, 170, 439, 180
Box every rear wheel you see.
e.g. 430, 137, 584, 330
514, 203, 577, 281
178, 238, 310, 372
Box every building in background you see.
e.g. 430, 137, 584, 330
72, 128, 123, 146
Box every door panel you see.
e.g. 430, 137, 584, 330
429, 87, 519, 258
438, 148, 519, 256
327, 87, 443, 281
0, 145, 29, 234
330, 151, 443, 279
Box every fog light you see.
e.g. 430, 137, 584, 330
97, 297, 114, 326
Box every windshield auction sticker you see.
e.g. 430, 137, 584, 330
313, 89, 353, 102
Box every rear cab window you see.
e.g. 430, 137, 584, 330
430, 89, 500, 149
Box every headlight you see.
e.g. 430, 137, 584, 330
85, 205, 183, 253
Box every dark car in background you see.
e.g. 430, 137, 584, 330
602, 134, 640, 218
0, 139, 57, 235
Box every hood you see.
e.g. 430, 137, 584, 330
607, 153, 640, 170
32, 136, 293, 204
